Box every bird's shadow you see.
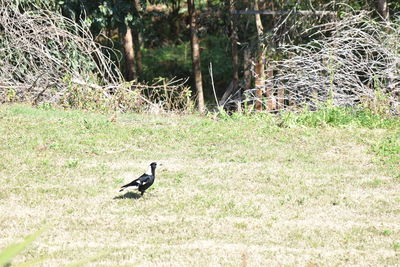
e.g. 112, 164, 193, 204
113, 192, 142, 200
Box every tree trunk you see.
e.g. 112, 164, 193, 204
265, 63, 276, 110
187, 0, 205, 112
121, 26, 136, 81
228, 0, 239, 99
219, 0, 240, 109
243, 48, 252, 90
132, 0, 143, 78
132, 29, 142, 79
254, 0, 264, 111
377, 0, 389, 20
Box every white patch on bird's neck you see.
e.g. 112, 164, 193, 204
145, 165, 152, 175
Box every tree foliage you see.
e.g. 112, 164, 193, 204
1, 0, 399, 112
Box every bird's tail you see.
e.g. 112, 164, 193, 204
119, 185, 129, 192
119, 181, 139, 192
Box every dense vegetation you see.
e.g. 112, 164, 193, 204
1, 0, 399, 113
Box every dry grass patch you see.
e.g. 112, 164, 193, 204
0, 104, 399, 266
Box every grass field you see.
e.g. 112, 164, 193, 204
0, 104, 399, 266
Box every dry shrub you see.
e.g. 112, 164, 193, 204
0, 1, 193, 113
136, 78, 194, 113
238, 12, 400, 115
55, 78, 193, 113
0, 1, 121, 102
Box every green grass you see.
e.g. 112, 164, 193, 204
0, 104, 399, 266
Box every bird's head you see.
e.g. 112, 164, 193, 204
150, 162, 158, 168
146, 162, 161, 175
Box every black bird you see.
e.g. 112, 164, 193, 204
119, 162, 158, 196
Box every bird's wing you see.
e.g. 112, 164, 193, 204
120, 175, 141, 189
120, 173, 150, 188
137, 174, 152, 185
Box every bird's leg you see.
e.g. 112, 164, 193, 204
140, 191, 144, 196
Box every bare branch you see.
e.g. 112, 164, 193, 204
0, 1, 192, 112
230, 12, 400, 115
233, 10, 336, 16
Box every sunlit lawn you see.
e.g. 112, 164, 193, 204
0, 104, 399, 266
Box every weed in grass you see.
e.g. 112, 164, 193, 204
114, 177, 124, 185
65, 160, 79, 168
174, 173, 184, 184
296, 197, 306, 206
373, 132, 400, 165
234, 222, 248, 230
382, 229, 392, 236
366, 178, 383, 188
